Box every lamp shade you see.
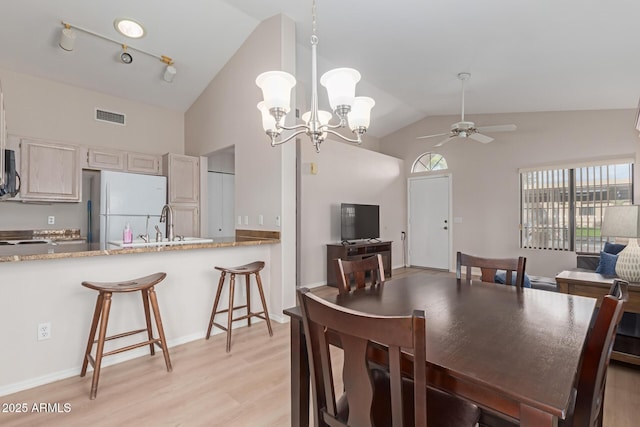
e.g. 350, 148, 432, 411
347, 97, 375, 130
601, 205, 640, 238
257, 102, 276, 132
320, 68, 361, 110
301, 110, 332, 126
255, 71, 296, 111
59, 27, 76, 51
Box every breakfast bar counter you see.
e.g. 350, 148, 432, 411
0, 236, 279, 263
0, 228, 286, 397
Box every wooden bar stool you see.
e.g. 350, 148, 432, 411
206, 261, 273, 352
80, 272, 172, 399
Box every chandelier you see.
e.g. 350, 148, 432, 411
255, 0, 375, 152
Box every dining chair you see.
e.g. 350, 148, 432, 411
456, 251, 527, 287
334, 253, 385, 295
565, 279, 628, 427
297, 287, 481, 427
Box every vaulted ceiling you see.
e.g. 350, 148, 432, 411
1, 0, 639, 138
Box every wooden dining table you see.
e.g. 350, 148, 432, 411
284, 274, 597, 427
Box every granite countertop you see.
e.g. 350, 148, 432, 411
0, 235, 280, 263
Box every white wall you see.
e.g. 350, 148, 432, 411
0, 67, 183, 153
299, 137, 406, 287
379, 109, 639, 277
0, 67, 184, 231
184, 14, 298, 316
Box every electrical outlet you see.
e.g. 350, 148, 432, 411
38, 322, 51, 341
244, 215, 249, 225
259, 214, 264, 225
237, 216, 242, 225
276, 216, 281, 227
47, 216, 55, 225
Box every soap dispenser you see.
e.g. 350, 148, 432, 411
123, 223, 133, 244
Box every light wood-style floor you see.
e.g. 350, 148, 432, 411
1, 268, 639, 426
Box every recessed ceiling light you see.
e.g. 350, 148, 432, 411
114, 18, 145, 39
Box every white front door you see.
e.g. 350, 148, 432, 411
408, 175, 451, 269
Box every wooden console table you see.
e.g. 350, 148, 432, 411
326, 241, 392, 286
556, 270, 640, 365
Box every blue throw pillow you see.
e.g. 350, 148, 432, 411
603, 241, 626, 255
595, 251, 618, 275
494, 270, 531, 288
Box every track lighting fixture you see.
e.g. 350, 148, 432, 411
59, 21, 176, 83
58, 24, 76, 51
120, 45, 133, 64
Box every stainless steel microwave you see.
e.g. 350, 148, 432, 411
0, 149, 20, 199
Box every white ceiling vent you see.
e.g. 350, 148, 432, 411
95, 108, 126, 126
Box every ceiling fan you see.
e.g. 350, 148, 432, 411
416, 73, 517, 147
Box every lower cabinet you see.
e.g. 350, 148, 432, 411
20, 139, 81, 202
172, 205, 199, 237
326, 241, 393, 286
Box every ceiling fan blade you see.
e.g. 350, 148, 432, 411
416, 132, 450, 140
434, 136, 455, 147
469, 133, 494, 143
475, 124, 517, 133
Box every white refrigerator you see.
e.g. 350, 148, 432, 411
93, 170, 167, 248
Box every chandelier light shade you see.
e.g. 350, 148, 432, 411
319, 68, 361, 111
348, 97, 376, 131
255, 71, 297, 111
601, 205, 640, 282
255, 0, 374, 152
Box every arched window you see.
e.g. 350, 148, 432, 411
411, 152, 448, 173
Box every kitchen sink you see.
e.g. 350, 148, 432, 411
0, 239, 52, 245
108, 237, 214, 248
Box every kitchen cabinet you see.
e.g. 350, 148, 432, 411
20, 139, 81, 202
172, 205, 200, 238
163, 153, 199, 204
87, 148, 125, 171
86, 148, 161, 175
127, 152, 161, 175
163, 153, 200, 236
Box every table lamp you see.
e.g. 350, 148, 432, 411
600, 205, 640, 282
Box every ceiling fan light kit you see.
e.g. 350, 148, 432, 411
255, 0, 375, 152
58, 21, 176, 83
416, 72, 516, 147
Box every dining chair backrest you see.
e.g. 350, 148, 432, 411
297, 287, 427, 427
567, 279, 628, 427
456, 251, 526, 287
334, 253, 385, 295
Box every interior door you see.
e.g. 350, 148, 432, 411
207, 172, 235, 237
408, 175, 450, 269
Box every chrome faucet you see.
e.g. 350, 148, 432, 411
159, 204, 175, 241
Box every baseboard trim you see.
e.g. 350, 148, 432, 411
0, 321, 285, 397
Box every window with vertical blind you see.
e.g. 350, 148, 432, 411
520, 160, 634, 253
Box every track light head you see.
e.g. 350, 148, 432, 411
59, 26, 76, 51
120, 51, 133, 64
163, 65, 176, 83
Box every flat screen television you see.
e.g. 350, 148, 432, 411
341, 203, 380, 241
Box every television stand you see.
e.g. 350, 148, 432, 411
326, 241, 392, 287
